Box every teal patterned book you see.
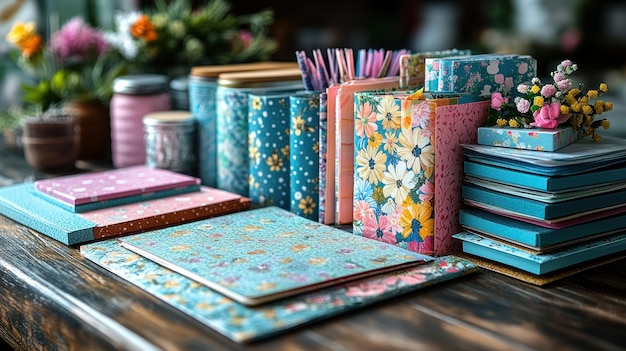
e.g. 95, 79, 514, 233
454, 231, 626, 275
80, 238, 477, 343
118, 206, 434, 306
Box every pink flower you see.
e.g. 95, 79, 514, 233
353, 200, 374, 222
490, 92, 508, 110
557, 80, 570, 91
540, 84, 556, 98
553, 72, 565, 82
50, 17, 108, 60
516, 98, 531, 114
355, 101, 378, 138
561, 59, 573, 68
362, 215, 395, 244
531, 102, 569, 128
517, 84, 528, 94
238, 30, 253, 49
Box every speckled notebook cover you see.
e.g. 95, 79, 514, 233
118, 206, 436, 306
81, 238, 477, 343
0, 183, 249, 245
34, 166, 201, 212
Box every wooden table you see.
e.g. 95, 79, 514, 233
1, 146, 625, 351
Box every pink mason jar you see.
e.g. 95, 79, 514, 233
110, 74, 171, 168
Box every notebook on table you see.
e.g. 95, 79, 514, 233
117, 206, 435, 306
81, 238, 477, 343
33, 165, 201, 212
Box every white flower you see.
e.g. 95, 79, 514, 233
382, 161, 416, 205
105, 11, 141, 59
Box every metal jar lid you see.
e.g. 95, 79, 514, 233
169, 76, 189, 92
216, 67, 304, 89
189, 61, 298, 80
113, 74, 169, 94
143, 111, 195, 131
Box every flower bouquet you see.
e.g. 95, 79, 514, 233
486, 59, 614, 143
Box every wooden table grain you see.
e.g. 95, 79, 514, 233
0, 147, 625, 351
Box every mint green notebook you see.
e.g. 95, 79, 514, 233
81, 238, 477, 343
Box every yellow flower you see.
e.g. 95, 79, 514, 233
594, 101, 605, 114
568, 88, 581, 97
602, 120, 611, 129
298, 196, 316, 215
266, 153, 283, 171
605, 102, 613, 111
592, 133, 602, 142
560, 105, 570, 115
356, 146, 387, 184
6, 22, 36, 46
582, 105, 593, 115
570, 103, 581, 113
508, 119, 519, 128
587, 90, 598, 99
281, 145, 289, 156
368, 133, 383, 148
533, 96, 544, 107
496, 118, 508, 127
530, 85, 540, 94
251, 97, 262, 110
6, 22, 43, 57
599, 83, 608, 93
399, 202, 434, 241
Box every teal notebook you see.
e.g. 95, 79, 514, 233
459, 207, 626, 251
462, 183, 626, 220
453, 231, 626, 275
80, 239, 477, 343
117, 206, 434, 306
463, 160, 626, 192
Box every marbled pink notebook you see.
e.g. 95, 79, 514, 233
34, 166, 201, 212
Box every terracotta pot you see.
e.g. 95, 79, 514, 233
65, 100, 111, 162
21, 117, 77, 173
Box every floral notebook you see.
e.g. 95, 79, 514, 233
81, 238, 477, 343
117, 206, 434, 306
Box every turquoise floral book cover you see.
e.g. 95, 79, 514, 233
81, 239, 477, 343
118, 206, 433, 306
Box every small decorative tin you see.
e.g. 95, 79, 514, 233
189, 62, 298, 188
143, 111, 196, 174
289, 92, 320, 220
110, 74, 171, 168
215, 68, 304, 196
248, 93, 292, 209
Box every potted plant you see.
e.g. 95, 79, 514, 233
21, 106, 77, 173
5, 17, 128, 162
103, 0, 278, 75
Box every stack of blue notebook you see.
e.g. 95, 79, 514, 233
452, 136, 626, 283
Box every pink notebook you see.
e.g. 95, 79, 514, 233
34, 166, 201, 213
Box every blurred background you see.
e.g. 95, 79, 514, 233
1, 0, 625, 135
